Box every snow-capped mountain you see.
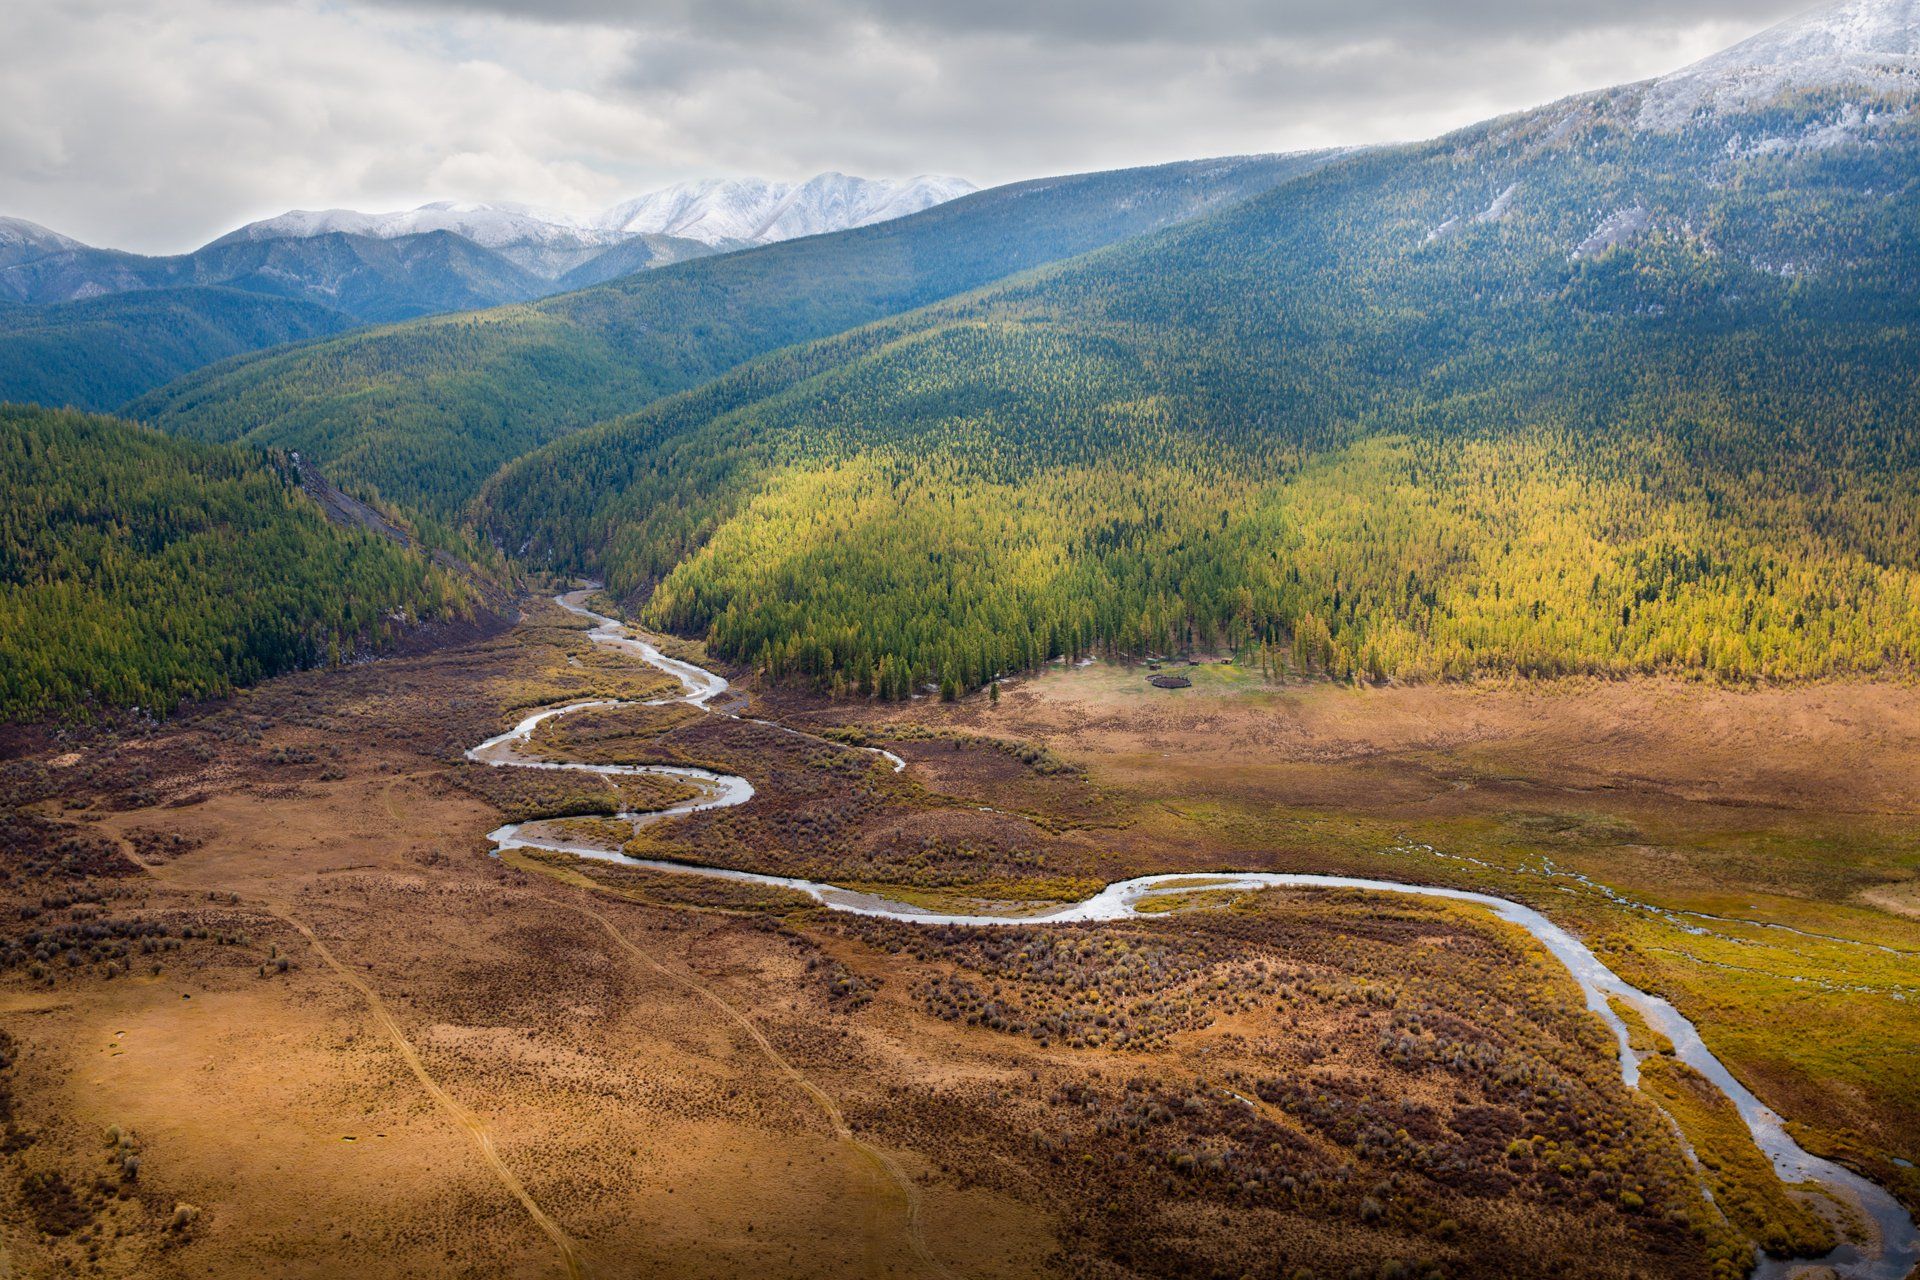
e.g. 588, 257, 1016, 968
212, 201, 610, 249
1637, 0, 1920, 129
210, 201, 632, 278
214, 173, 978, 277
597, 173, 977, 246
0, 168, 976, 314
0, 217, 86, 269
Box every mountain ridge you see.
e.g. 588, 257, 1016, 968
0, 170, 975, 341
596, 172, 976, 245
206, 201, 638, 280
129, 152, 1334, 513
471, 0, 1920, 695
1638, 0, 1920, 128
208, 172, 976, 276
0, 229, 551, 321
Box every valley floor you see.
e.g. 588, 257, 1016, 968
0, 600, 1915, 1279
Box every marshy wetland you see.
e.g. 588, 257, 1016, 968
1, 593, 1916, 1279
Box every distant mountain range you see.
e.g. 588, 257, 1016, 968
2, 172, 974, 314
0, 224, 558, 319
204, 204, 649, 282
128, 153, 1331, 513
0, 171, 976, 409
219, 173, 976, 273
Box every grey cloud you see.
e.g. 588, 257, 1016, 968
369, 0, 1806, 45
0, 0, 1813, 254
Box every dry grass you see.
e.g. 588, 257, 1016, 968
1, 605, 1913, 1277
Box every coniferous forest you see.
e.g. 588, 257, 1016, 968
0, 404, 472, 719
12, 66, 1920, 713
12, 7, 1920, 1279
128, 155, 1330, 516
471, 84, 1920, 694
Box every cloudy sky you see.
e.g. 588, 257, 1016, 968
3, 0, 1809, 253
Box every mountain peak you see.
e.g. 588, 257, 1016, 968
1638, 0, 1920, 128
212, 202, 613, 251
596, 172, 978, 246
0, 216, 87, 268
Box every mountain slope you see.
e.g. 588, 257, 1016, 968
480, 0, 1920, 693
130, 153, 1340, 512
0, 229, 554, 322
548, 233, 726, 291
0, 404, 474, 721
0, 215, 714, 403
1636, 0, 1920, 126
0, 287, 356, 411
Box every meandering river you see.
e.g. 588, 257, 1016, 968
469, 591, 1918, 1280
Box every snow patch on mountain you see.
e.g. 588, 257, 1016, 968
1638, 0, 1920, 130
595, 178, 772, 245
1423, 182, 1520, 245
1572, 204, 1652, 259
597, 173, 976, 245
0, 217, 86, 269
214, 173, 976, 277
211, 202, 634, 278
1720, 97, 1916, 157
1475, 184, 1520, 223
217, 201, 619, 251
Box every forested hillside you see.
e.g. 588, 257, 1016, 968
129, 154, 1338, 513
0, 405, 475, 720
0, 287, 355, 411
479, 65, 1920, 693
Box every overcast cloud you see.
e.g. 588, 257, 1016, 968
1, 0, 1809, 253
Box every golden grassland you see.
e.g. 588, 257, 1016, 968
0, 599, 1913, 1278
1637, 1056, 1835, 1258
762, 653, 1920, 1215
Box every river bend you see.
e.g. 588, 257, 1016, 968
467, 591, 1917, 1280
